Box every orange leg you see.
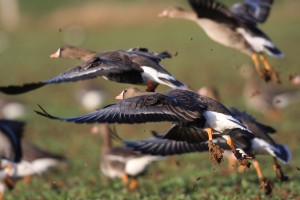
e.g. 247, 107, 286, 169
273, 158, 289, 182
259, 55, 281, 84
252, 160, 264, 180
227, 154, 236, 173
121, 174, 129, 185
251, 54, 263, 77
22, 176, 32, 184
204, 128, 213, 141
0, 192, 4, 200
146, 81, 158, 92
128, 178, 138, 190
224, 136, 237, 155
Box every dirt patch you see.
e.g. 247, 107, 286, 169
208, 141, 224, 165
260, 177, 274, 195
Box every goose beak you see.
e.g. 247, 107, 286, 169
115, 93, 124, 100
50, 49, 60, 58
158, 10, 168, 18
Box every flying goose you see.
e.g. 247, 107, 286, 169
197, 85, 290, 181
35, 88, 253, 162
125, 107, 290, 195
159, 0, 283, 83
0, 47, 186, 95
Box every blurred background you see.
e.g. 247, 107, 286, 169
0, 0, 299, 199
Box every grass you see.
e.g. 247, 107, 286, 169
1, 1, 300, 199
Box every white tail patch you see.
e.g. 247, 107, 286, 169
141, 66, 178, 87
237, 28, 276, 53
203, 111, 249, 133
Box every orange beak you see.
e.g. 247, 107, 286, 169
50, 49, 60, 58
158, 11, 168, 18
115, 93, 124, 100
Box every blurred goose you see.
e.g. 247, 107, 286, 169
0, 119, 24, 199
97, 124, 161, 190
74, 83, 106, 112
242, 65, 300, 119
20, 141, 67, 178
35, 87, 253, 162
0, 99, 26, 119
159, 0, 283, 83
0, 46, 185, 95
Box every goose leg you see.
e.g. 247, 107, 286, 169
146, 81, 158, 92
128, 178, 138, 190
253, 160, 274, 195
273, 158, 289, 182
259, 54, 281, 84
22, 176, 32, 183
204, 128, 224, 164
251, 53, 263, 77
121, 174, 129, 186
227, 154, 236, 173
223, 135, 251, 168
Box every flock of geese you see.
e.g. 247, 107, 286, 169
0, 0, 297, 198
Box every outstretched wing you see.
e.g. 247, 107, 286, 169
35, 93, 204, 125
43, 57, 135, 84
188, 0, 242, 27
0, 55, 139, 95
0, 82, 46, 95
231, 0, 274, 25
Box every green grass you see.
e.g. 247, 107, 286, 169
1, 1, 300, 199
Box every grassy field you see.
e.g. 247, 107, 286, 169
1, 1, 300, 199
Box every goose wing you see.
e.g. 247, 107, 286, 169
188, 0, 242, 27
0, 53, 142, 95
231, 0, 274, 25
35, 91, 205, 125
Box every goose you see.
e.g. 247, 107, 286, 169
35, 88, 253, 162
0, 119, 23, 199
0, 47, 185, 95
159, 0, 283, 83
96, 124, 161, 190
125, 108, 291, 195
0, 119, 67, 198
20, 141, 67, 180
242, 65, 300, 119
197, 85, 290, 181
